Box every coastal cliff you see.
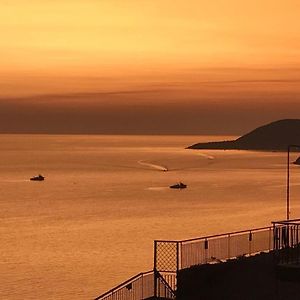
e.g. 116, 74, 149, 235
187, 119, 300, 151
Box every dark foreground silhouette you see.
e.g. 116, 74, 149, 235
188, 119, 300, 151
177, 251, 300, 300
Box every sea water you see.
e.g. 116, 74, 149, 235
1, 134, 299, 299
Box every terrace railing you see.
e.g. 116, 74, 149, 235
94, 270, 176, 300
154, 226, 273, 274
96, 222, 300, 300
272, 218, 300, 264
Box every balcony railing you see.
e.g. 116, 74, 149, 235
94, 270, 176, 300
95, 221, 300, 300
154, 226, 273, 273
272, 218, 300, 264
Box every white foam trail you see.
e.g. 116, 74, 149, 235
197, 152, 215, 160
147, 187, 168, 191
138, 160, 168, 171
4, 179, 29, 183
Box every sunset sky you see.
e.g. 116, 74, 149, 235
1, 1, 300, 134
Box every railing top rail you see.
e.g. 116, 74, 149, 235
94, 270, 153, 300
272, 218, 300, 225
155, 226, 272, 244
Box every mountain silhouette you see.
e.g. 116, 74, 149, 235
188, 119, 300, 151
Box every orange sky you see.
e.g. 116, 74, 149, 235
1, 1, 300, 133
2, 1, 300, 78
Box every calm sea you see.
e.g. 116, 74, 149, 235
1, 134, 299, 299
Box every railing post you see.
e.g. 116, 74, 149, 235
204, 239, 208, 263
180, 241, 183, 272
176, 241, 180, 297
154, 240, 157, 270
269, 226, 272, 251
154, 241, 157, 297
288, 225, 290, 247
296, 225, 300, 263
176, 242, 179, 272
227, 234, 231, 259
249, 231, 252, 255
141, 273, 143, 299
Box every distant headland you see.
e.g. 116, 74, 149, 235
187, 119, 300, 151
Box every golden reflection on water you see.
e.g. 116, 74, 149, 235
1, 135, 300, 299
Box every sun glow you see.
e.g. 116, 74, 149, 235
1, 0, 300, 78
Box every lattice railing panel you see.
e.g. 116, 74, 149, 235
155, 241, 177, 272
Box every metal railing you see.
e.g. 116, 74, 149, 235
94, 270, 176, 300
96, 222, 300, 300
272, 218, 300, 264
156, 271, 176, 299
154, 226, 273, 273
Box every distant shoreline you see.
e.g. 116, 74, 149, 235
0, 132, 232, 136
187, 119, 300, 152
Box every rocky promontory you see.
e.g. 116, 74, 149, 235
187, 119, 300, 151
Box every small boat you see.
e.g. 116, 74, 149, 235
169, 182, 187, 189
30, 174, 45, 181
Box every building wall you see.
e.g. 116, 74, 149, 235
177, 251, 300, 300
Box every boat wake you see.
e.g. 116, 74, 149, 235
3, 179, 30, 183
138, 160, 168, 172
147, 187, 169, 191
196, 152, 215, 160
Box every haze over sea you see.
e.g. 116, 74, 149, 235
2, 134, 300, 299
